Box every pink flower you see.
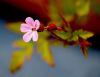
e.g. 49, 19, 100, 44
20, 17, 40, 42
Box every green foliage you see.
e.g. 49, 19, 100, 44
91, 0, 100, 14
53, 29, 93, 42
13, 40, 33, 60
10, 51, 25, 73
49, 0, 62, 25
74, 29, 94, 39
76, 0, 90, 16
10, 40, 33, 73
38, 32, 55, 67
54, 31, 71, 40
6, 22, 22, 33
62, 0, 76, 14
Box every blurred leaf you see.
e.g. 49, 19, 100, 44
37, 38, 55, 67
65, 15, 74, 22
80, 46, 88, 58
76, 0, 90, 16
6, 22, 21, 33
78, 30, 94, 39
91, 0, 100, 14
66, 29, 93, 41
13, 39, 33, 60
62, 0, 76, 15
13, 39, 30, 47
39, 31, 50, 38
10, 39, 33, 73
73, 29, 94, 39
25, 45, 33, 60
10, 51, 25, 73
68, 35, 78, 41
54, 31, 71, 40
49, 0, 61, 25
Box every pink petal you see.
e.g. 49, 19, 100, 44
23, 31, 33, 42
32, 31, 38, 42
34, 20, 40, 30
20, 23, 32, 32
25, 17, 34, 26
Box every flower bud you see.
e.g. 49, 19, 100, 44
47, 24, 57, 31
37, 24, 44, 32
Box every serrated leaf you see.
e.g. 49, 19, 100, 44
10, 51, 25, 73
79, 31, 94, 39
6, 22, 22, 33
68, 35, 78, 41
73, 29, 94, 40
54, 31, 71, 40
65, 31, 79, 41
37, 38, 55, 67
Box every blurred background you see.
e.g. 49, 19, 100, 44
0, 0, 100, 77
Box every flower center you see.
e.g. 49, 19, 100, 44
32, 28, 36, 31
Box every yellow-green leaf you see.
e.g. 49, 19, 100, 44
25, 46, 33, 60
13, 39, 33, 60
13, 39, 29, 47
39, 31, 50, 38
37, 38, 55, 67
10, 51, 25, 73
68, 35, 78, 41
76, 0, 90, 16
54, 31, 71, 40
79, 31, 94, 39
73, 29, 94, 40
6, 22, 21, 33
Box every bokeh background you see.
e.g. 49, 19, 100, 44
0, 0, 100, 77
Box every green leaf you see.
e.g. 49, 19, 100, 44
68, 35, 78, 41
54, 31, 71, 40
66, 29, 94, 41
37, 38, 55, 67
62, 0, 76, 15
76, 0, 90, 16
13, 39, 33, 60
39, 31, 50, 38
78, 30, 94, 39
65, 31, 79, 41
6, 22, 22, 33
25, 45, 33, 60
73, 29, 94, 40
92, 1, 100, 14
13, 39, 30, 47
10, 51, 25, 73
49, 0, 61, 25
